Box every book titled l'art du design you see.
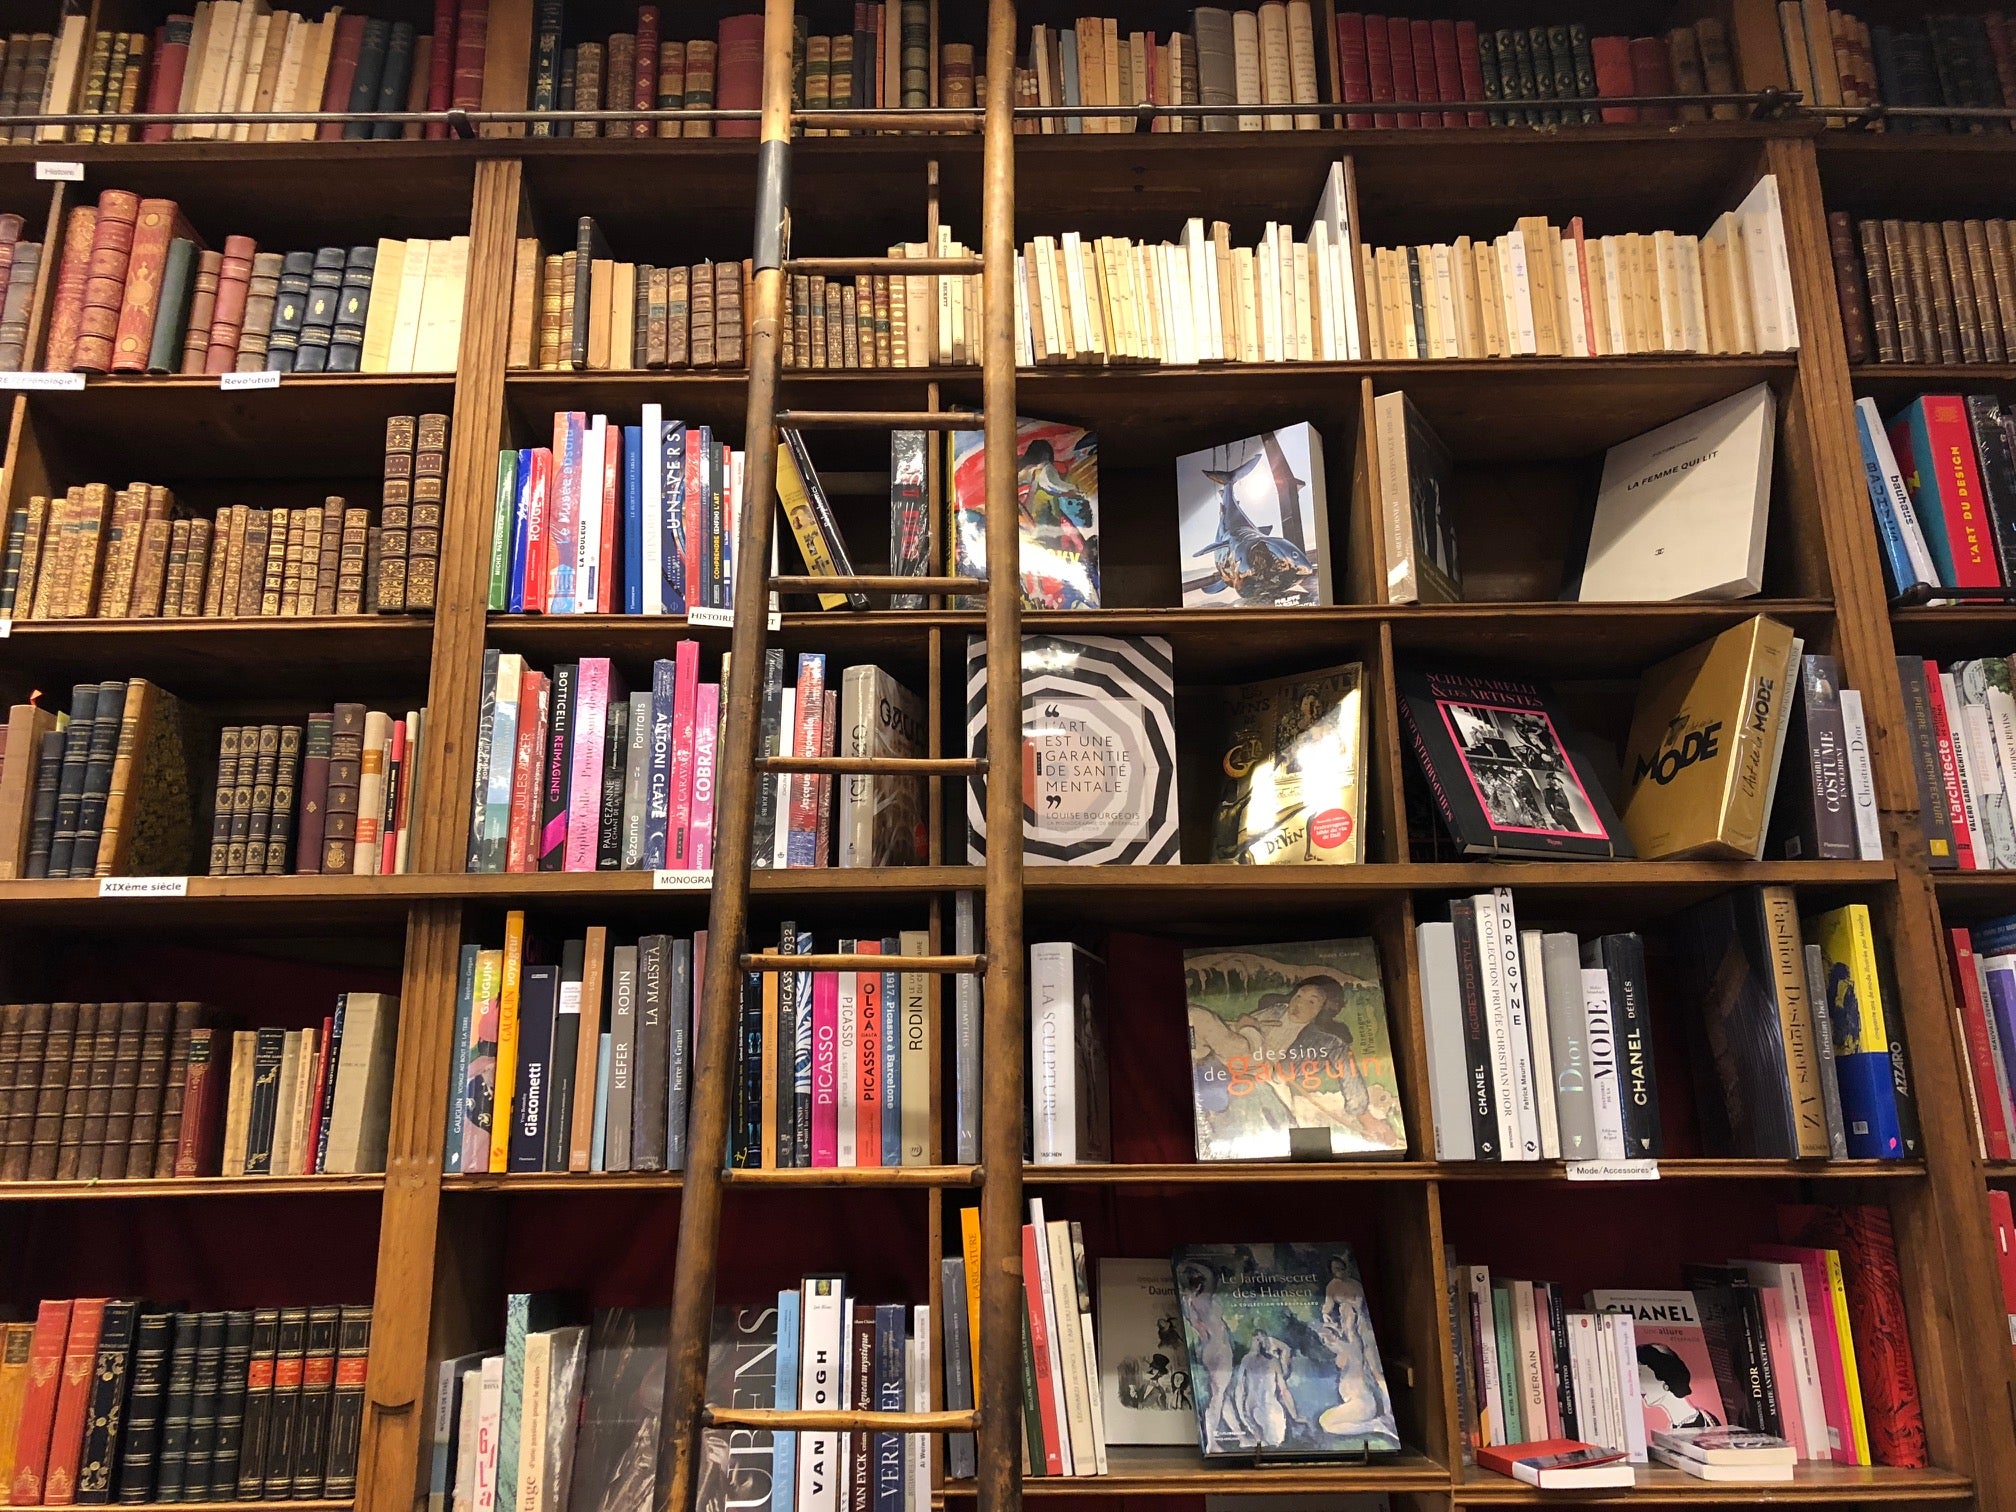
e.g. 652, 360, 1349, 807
950, 416, 1100, 610
1176, 423, 1331, 607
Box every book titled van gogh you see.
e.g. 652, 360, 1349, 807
1184, 939, 1405, 1161
1170, 1242, 1400, 1458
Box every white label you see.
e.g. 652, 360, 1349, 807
0, 619, 10, 638
0, 372, 85, 391
97, 876, 189, 898
35, 160, 82, 181
1564, 1159, 1660, 1183
686, 606, 733, 628
219, 369, 280, 391
652, 869, 712, 891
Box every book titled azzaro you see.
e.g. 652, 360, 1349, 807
1399, 668, 1630, 859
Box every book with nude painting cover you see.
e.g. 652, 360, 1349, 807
1169, 1242, 1401, 1459
1185, 939, 1406, 1162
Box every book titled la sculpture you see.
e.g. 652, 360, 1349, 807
1399, 668, 1632, 859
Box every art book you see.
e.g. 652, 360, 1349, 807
1213, 662, 1366, 865
1170, 1242, 1400, 1458
1184, 939, 1405, 1161
1587, 1290, 1728, 1438
1399, 667, 1632, 860
695, 1305, 778, 1512
1097, 1259, 1196, 1446
950, 416, 1100, 610
1177, 423, 1332, 607
965, 635, 1180, 865
569, 1307, 669, 1512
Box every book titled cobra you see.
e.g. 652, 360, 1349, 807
965, 635, 1179, 865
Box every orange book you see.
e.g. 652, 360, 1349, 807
37, 1299, 103, 1505
109, 199, 189, 373
7, 1301, 71, 1506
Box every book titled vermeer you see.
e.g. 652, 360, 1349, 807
1184, 939, 1405, 1161
1170, 1242, 1400, 1458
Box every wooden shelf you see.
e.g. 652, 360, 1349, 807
941, 1445, 1449, 1497
0, 1174, 384, 1200
1455, 1462, 1973, 1503
1024, 1158, 1919, 1183
443, 1165, 979, 1191
0, 616, 435, 693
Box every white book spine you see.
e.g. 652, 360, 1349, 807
1567, 1313, 1603, 1453
640, 403, 663, 614
797, 1280, 847, 1512
1416, 922, 1476, 1160
836, 963, 859, 1166
774, 689, 796, 868
1943, 671, 1992, 865
473, 1357, 504, 1512
452, 1367, 484, 1512
1561, 236, 1589, 357
1519, 931, 1561, 1159
1583, 969, 1627, 1159
1838, 689, 1885, 861
1029, 944, 1072, 1162
1077, 1288, 1108, 1474
1984, 687, 2016, 847
1491, 890, 1541, 1160
1044, 1223, 1096, 1473
906, 1319, 932, 1510
1511, 1281, 1548, 1438
1593, 1315, 1623, 1458
1965, 701, 2016, 868
1610, 1313, 1648, 1463
1472, 897, 1524, 1160
1505, 230, 1537, 355
1856, 398, 1944, 590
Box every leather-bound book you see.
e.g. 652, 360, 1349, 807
714, 11, 761, 137
426, 0, 456, 132
242, 724, 278, 872
93, 1001, 145, 1178
122, 1000, 172, 1175
204, 1312, 253, 1496
150, 1312, 198, 1499
382, 21, 417, 138
645, 264, 668, 366
10, 1299, 73, 1501
21, 729, 63, 882
44, 682, 100, 879
285, 1305, 340, 1496
1666, 24, 1706, 121
72, 191, 140, 373
1626, 33, 1675, 121
178, 517, 210, 616
319, 1307, 369, 1498
605, 31, 634, 133
313, 12, 365, 139
569, 216, 608, 366
96, 488, 146, 617
377, 413, 414, 613
690, 261, 716, 366
177, 249, 221, 374
259, 507, 288, 614
295, 712, 333, 873
655, 35, 684, 134
1965, 220, 2005, 362
179, 1312, 227, 1493
0, 701, 57, 879
1916, 221, 1962, 363
289, 246, 345, 372
570, 39, 602, 135
110, 198, 183, 372
0, 1001, 34, 1179
265, 725, 301, 874
68, 676, 124, 877
42, 204, 98, 370
715, 261, 744, 367
281, 508, 311, 613
1944, 220, 1983, 362
535, 253, 563, 368
683, 35, 715, 136
0, 36, 31, 135
315, 503, 342, 613
257, 1310, 309, 1497
234, 251, 282, 371
232, 1310, 280, 1498
40, 1296, 104, 1502
236, 508, 269, 616
148, 1002, 199, 1177
202, 235, 257, 375
112, 1309, 172, 1499
140, 15, 190, 141
632, 6, 656, 132
12, 34, 50, 143
171, 1026, 224, 1175
321, 703, 366, 873
335, 509, 368, 614
49, 1001, 97, 1178
137, 517, 172, 618
74, 1298, 137, 1502
0, 242, 42, 372
224, 722, 254, 873
240, 1026, 284, 1174
70, 1000, 117, 1179
207, 724, 240, 876
450, 0, 486, 109
24, 1003, 76, 1179
407, 412, 447, 612
339, 16, 388, 139
326, 245, 374, 371
264, 249, 313, 371
96, 678, 199, 880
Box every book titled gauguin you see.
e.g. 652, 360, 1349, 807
1398, 667, 1632, 860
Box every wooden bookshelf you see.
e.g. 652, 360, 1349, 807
1, 2, 2015, 1511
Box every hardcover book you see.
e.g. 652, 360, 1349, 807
1169, 1242, 1399, 1457
950, 416, 1100, 610
1095, 1259, 1194, 1446
1373, 391, 1460, 604
837, 666, 925, 868
1184, 938, 1405, 1161
1176, 423, 1331, 607
965, 635, 1179, 865
1587, 1290, 1727, 1437
568, 1307, 668, 1512
1212, 663, 1366, 866
1399, 667, 1630, 859
695, 1306, 777, 1512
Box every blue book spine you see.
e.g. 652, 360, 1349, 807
623, 425, 645, 615
508, 449, 533, 613
872, 1304, 906, 1512
443, 944, 480, 1170
1856, 403, 1922, 597
1974, 914, 2016, 956
882, 964, 901, 1166
645, 657, 676, 869
1836, 1048, 1902, 1158
772, 1288, 801, 1512
662, 422, 688, 614
1900, 401, 1961, 585
507, 965, 559, 1171
590, 1033, 612, 1171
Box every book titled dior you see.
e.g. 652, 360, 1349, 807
966, 634, 1179, 865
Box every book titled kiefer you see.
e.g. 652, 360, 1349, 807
1176, 423, 1331, 607
966, 635, 1179, 865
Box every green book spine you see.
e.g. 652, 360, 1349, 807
1569, 25, 1599, 122
1478, 31, 1505, 125
488, 450, 515, 611
147, 238, 198, 374
1526, 26, 1558, 124
1491, 1284, 1523, 1445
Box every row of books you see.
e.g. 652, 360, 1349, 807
1860, 396, 2016, 598
1457, 1205, 1927, 1471
0, 216, 41, 373
1832, 215, 2016, 366
1783, 4, 2016, 129
1357, 15, 1739, 127
508, 234, 746, 370
190, 1000, 400, 1176
0, 1300, 372, 1505
1945, 918, 2016, 1161
45, 192, 468, 375
1363, 180, 1798, 362
0, 26, 143, 142
1898, 658, 2016, 872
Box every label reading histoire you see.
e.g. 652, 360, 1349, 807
34, 160, 82, 180
98, 876, 189, 898
652, 870, 712, 891
0, 372, 85, 390
1564, 1159, 1660, 1183
683, 607, 782, 631
220, 370, 281, 391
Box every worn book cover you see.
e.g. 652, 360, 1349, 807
1170, 1242, 1399, 1457
568, 1307, 669, 1512
1096, 1259, 1193, 1446
1213, 662, 1365, 865
1185, 939, 1404, 1161
1177, 423, 1330, 607
950, 416, 1100, 610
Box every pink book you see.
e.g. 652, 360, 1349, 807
564, 657, 611, 870
380, 719, 407, 874
855, 939, 882, 1166
1756, 1286, 1809, 1461
522, 447, 552, 613
1532, 1285, 1561, 1439
1753, 1245, 1854, 1464
810, 971, 838, 1165
690, 683, 719, 870
506, 669, 546, 872
683, 435, 706, 612
549, 411, 586, 613
599, 428, 620, 611
667, 640, 701, 866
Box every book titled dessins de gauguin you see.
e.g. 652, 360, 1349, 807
1171, 1242, 1400, 1459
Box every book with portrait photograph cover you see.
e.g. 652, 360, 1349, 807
1587, 1290, 1728, 1441
1398, 668, 1632, 860
1184, 939, 1406, 1161
1171, 1242, 1401, 1459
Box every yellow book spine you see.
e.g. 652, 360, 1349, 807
488, 909, 527, 1173
1821, 1246, 1871, 1464
774, 441, 849, 611
959, 1205, 982, 1389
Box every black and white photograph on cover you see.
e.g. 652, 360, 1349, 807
1439, 700, 1606, 838
1116, 1314, 1194, 1414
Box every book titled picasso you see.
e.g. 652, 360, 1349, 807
1171, 1242, 1400, 1458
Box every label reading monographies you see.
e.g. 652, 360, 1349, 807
34, 160, 83, 180
652, 870, 712, 891
220, 370, 281, 391
0, 372, 85, 391
97, 876, 190, 898
1564, 1158, 1660, 1183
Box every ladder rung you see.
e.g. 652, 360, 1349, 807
790, 109, 982, 130
756, 756, 984, 776
704, 1406, 980, 1431
777, 410, 979, 431
784, 256, 983, 275
770, 574, 985, 594
741, 953, 984, 974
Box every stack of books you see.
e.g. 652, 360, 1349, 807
505, 225, 746, 370
199, 996, 401, 1176
1780, 3, 2016, 129
1898, 658, 2016, 871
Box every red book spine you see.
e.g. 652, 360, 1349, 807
38, 1298, 102, 1506
1591, 34, 1637, 123
1407, 18, 1442, 126
1019, 1224, 1064, 1475
1385, 15, 1417, 126
522, 446, 550, 615
142, 29, 189, 143
317, 13, 368, 139
1990, 1189, 2016, 1338
110, 196, 178, 373
424, 0, 456, 136
72, 191, 141, 374
203, 235, 258, 375
854, 940, 881, 1165
1335, 13, 1372, 127
598, 429, 618, 610
634, 5, 659, 136
1627, 33, 1675, 122
715, 12, 763, 138
451, 0, 489, 110
1455, 20, 1486, 125
506, 668, 544, 872
1922, 396, 2004, 588
305, 1013, 334, 1170
1949, 928, 2012, 1161
1364, 13, 1395, 127
1925, 662, 1979, 872
172, 1027, 227, 1174
42, 206, 98, 372
8, 1301, 72, 1505
1429, 18, 1463, 126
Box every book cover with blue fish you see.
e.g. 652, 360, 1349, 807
1178, 423, 1332, 608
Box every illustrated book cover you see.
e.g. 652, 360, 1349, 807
1587, 1290, 1727, 1438
1177, 423, 1332, 607
1096, 1259, 1196, 1446
950, 416, 1100, 610
1213, 662, 1366, 866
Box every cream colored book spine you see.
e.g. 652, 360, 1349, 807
1232, 7, 1262, 129
386, 238, 434, 372
1360, 244, 1383, 358
1259, 1, 1293, 129
1560, 235, 1588, 357
1059, 231, 1093, 363
1433, 242, 1461, 359
226, 11, 268, 140
414, 235, 470, 371
223, 1030, 257, 1174
1292, 236, 1312, 360
36, 12, 90, 142
265, 12, 306, 138
245, 9, 292, 140
1677, 234, 1707, 352
358, 238, 407, 373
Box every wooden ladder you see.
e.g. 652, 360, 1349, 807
656, 3, 1026, 1512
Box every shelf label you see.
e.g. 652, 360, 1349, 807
1565, 1159, 1660, 1183
684, 607, 782, 631
220, 370, 281, 391
652, 870, 712, 891
98, 876, 189, 898
0, 372, 85, 391
35, 161, 82, 181
0, 619, 10, 639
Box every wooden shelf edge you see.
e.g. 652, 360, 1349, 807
1453, 1463, 1972, 1502
444, 1166, 978, 1191
1028, 1158, 1917, 1182
0, 1175, 384, 1199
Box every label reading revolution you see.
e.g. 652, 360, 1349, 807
220, 370, 281, 391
